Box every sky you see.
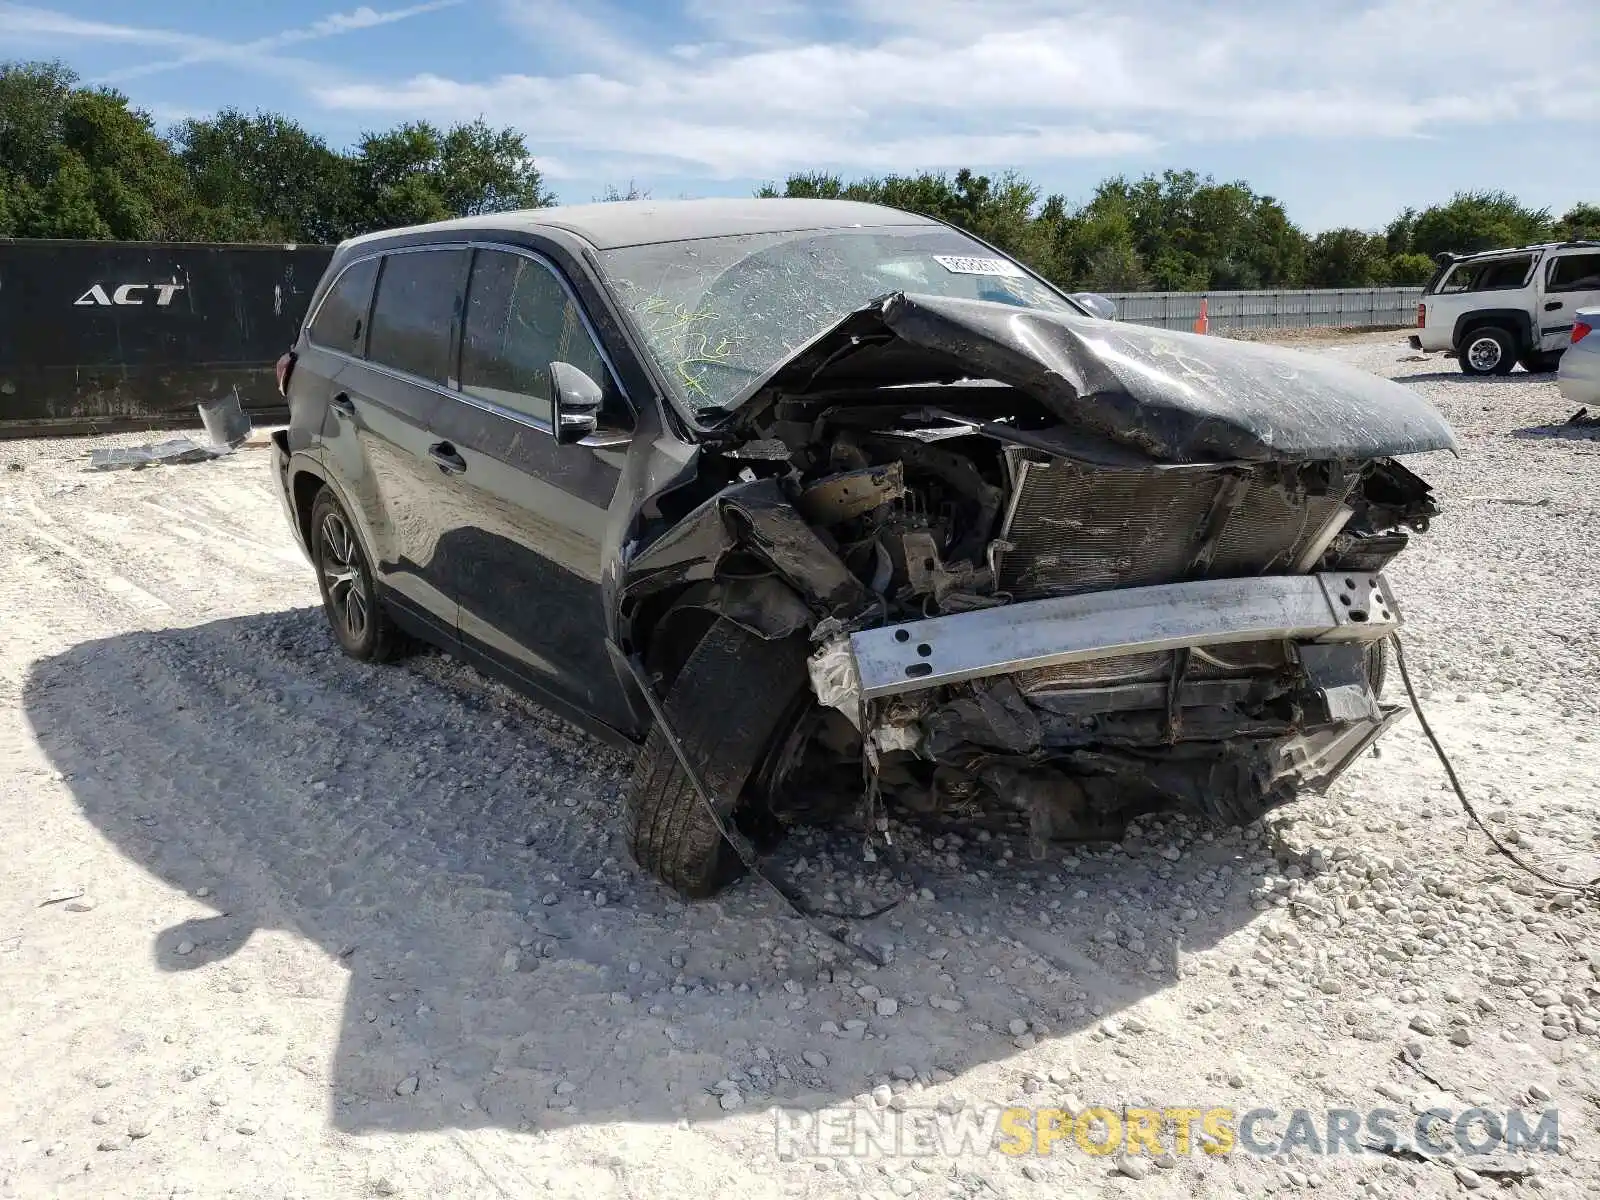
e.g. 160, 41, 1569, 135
3, 0, 1596, 232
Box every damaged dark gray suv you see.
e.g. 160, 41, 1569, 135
271, 198, 1457, 897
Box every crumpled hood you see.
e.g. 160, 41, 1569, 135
736, 292, 1459, 463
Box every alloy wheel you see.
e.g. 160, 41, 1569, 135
318, 510, 369, 644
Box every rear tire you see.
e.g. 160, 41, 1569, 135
309, 488, 407, 662
626, 618, 811, 898
1458, 327, 1516, 376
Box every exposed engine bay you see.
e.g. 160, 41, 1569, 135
618, 293, 1453, 858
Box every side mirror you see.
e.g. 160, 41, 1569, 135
550, 361, 604, 444
1070, 292, 1118, 321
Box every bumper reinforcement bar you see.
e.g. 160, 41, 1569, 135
849, 572, 1400, 699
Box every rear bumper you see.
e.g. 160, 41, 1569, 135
270, 430, 309, 559
847, 572, 1400, 700
1557, 348, 1600, 407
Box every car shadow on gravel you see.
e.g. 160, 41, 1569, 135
1390, 369, 1556, 384
24, 609, 1271, 1137
1512, 420, 1600, 441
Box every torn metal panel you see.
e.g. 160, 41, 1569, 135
1297, 642, 1383, 724
1269, 703, 1408, 795
87, 437, 229, 470
795, 462, 906, 525
704, 576, 814, 641
717, 481, 879, 618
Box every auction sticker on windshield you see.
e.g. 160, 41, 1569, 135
932, 255, 1026, 278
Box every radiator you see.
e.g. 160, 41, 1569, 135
994, 453, 1349, 600
996, 453, 1345, 693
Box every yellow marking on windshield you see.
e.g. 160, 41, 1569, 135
638, 296, 742, 398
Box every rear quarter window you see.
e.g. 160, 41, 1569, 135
366, 248, 470, 384
1435, 255, 1535, 294
1548, 252, 1600, 293
307, 257, 377, 355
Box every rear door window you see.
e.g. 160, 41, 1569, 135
459, 248, 615, 426
307, 257, 377, 355
366, 248, 469, 384
1547, 252, 1600, 293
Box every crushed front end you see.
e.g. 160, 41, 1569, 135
801, 450, 1424, 852
621, 293, 1455, 854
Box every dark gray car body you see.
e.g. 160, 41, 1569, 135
271, 199, 1455, 844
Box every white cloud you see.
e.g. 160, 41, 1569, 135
8, 0, 1595, 195
0, 2, 464, 85
0, 4, 197, 47
308, 3, 459, 38
305, 0, 1598, 184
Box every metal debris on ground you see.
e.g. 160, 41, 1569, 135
87, 438, 232, 471
1566, 407, 1598, 427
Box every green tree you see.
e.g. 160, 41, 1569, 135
0, 60, 189, 239
349, 119, 553, 234
760, 168, 1047, 274
4, 52, 1585, 284
174, 109, 352, 242
757, 170, 843, 199
1409, 190, 1552, 257
0, 59, 76, 184
1385, 253, 1438, 286
1383, 208, 1417, 257
1555, 202, 1600, 242
28, 150, 109, 237
1033, 187, 1146, 289
597, 179, 651, 201
1307, 228, 1388, 287
436, 118, 554, 216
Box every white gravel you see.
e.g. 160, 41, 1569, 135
0, 335, 1597, 1198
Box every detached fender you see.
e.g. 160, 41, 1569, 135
704, 575, 815, 640
617, 477, 876, 659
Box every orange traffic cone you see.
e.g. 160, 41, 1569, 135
1193, 297, 1209, 335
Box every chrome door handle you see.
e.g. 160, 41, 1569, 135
428, 442, 466, 474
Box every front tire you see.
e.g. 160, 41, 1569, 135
626, 618, 811, 898
1459, 327, 1516, 376
309, 488, 406, 662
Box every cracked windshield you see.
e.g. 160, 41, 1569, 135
598, 226, 1078, 413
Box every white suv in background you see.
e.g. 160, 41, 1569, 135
1412, 242, 1600, 375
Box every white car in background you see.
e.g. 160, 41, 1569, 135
1412, 242, 1600, 376
1557, 309, 1600, 407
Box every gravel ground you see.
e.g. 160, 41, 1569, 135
0, 333, 1597, 1199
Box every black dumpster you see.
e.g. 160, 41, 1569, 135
0, 239, 334, 438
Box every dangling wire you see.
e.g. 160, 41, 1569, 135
1392, 634, 1599, 896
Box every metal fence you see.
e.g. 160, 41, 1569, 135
1103, 287, 1424, 331
0, 239, 333, 437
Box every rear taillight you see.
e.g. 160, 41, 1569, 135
1574, 321, 1593, 345
275, 351, 296, 397
1416, 303, 1426, 328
